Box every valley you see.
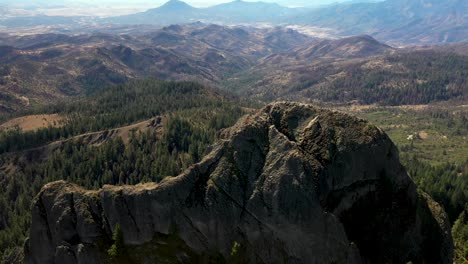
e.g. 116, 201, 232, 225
0, 24, 314, 113
2, 0, 465, 45
0, 24, 466, 115
0, 0, 466, 263
0, 78, 466, 263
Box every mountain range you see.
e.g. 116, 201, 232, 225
106, 0, 304, 25
0, 23, 466, 114
0, 0, 467, 263
0, 24, 315, 113
225, 32, 468, 104
1, 0, 466, 45
293, 0, 468, 45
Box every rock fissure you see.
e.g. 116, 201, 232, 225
121, 194, 141, 239
67, 193, 80, 245
179, 211, 210, 250
210, 178, 267, 228
26, 102, 453, 264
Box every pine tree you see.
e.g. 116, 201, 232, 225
108, 224, 125, 259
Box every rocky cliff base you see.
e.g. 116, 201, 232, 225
25, 102, 453, 264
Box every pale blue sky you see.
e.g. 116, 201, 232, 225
84, 0, 345, 7
3, 0, 351, 8
1, 0, 364, 16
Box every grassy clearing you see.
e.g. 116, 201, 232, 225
336, 105, 467, 166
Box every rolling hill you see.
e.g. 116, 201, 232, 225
0, 25, 466, 115
1, 0, 466, 46
103, 0, 468, 45
106, 0, 302, 25
224, 35, 468, 105
0, 1, 467, 263
0, 24, 315, 114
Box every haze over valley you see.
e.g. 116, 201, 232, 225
0, 1, 466, 264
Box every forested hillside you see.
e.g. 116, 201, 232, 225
0, 27, 466, 115
0, 79, 246, 261
352, 105, 468, 264
0, 25, 313, 114
227, 50, 468, 105
0, 0, 467, 262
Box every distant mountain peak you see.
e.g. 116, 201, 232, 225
159, 0, 195, 11
165, 0, 185, 3
214, 0, 283, 7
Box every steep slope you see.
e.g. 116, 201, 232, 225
292, 0, 468, 45
0, 79, 246, 260
295, 35, 393, 59
261, 35, 393, 65
205, 0, 296, 23
228, 44, 468, 104
0, 24, 315, 114
109, 0, 200, 25
25, 102, 453, 264
1, 0, 466, 46
429, 41, 468, 56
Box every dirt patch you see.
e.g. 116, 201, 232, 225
418, 131, 429, 140
69, 116, 165, 146
386, 124, 409, 129
241, 107, 258, 114
0, 114, 65, 132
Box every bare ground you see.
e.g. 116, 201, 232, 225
0, 114, 64, 132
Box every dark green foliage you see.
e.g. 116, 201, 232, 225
0, 79, 245, 261
403, 156, 468, 223
0, 65, 11, 77
228, 241, 244, 264
402, 156, 467, 263
108, 224, 126, 259
452, 209, 468, 263
318, 52, 468, 105
36, 114, 224, 189
124, 233, 226, 264
0, 79, 239, 154
0, 125, 64, 153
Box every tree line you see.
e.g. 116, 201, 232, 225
0, 79, 245, 261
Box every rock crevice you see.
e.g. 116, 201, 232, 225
26, 102, 453, 264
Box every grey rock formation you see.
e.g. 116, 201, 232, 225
25, 102, 453, 264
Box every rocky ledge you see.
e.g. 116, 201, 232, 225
25, 102, 453, 264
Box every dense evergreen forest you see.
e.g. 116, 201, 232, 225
0, 80, 245, 261
402, 156, 468, 263
0, 79, 466, 263
0, 79, 239, 153
310, 51, 468, 105
229, 50, 468, 105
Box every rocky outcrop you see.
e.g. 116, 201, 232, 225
25, 102, 453, 264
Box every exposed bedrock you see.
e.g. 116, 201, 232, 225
25, 102, 453, 264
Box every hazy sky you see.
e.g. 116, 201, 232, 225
81, 0, 347, 7
1, 0, 360, 16
3, 0, 351, 8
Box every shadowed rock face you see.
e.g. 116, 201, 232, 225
25, 102, 453, 264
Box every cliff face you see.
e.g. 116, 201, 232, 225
25, 102, 453, 264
